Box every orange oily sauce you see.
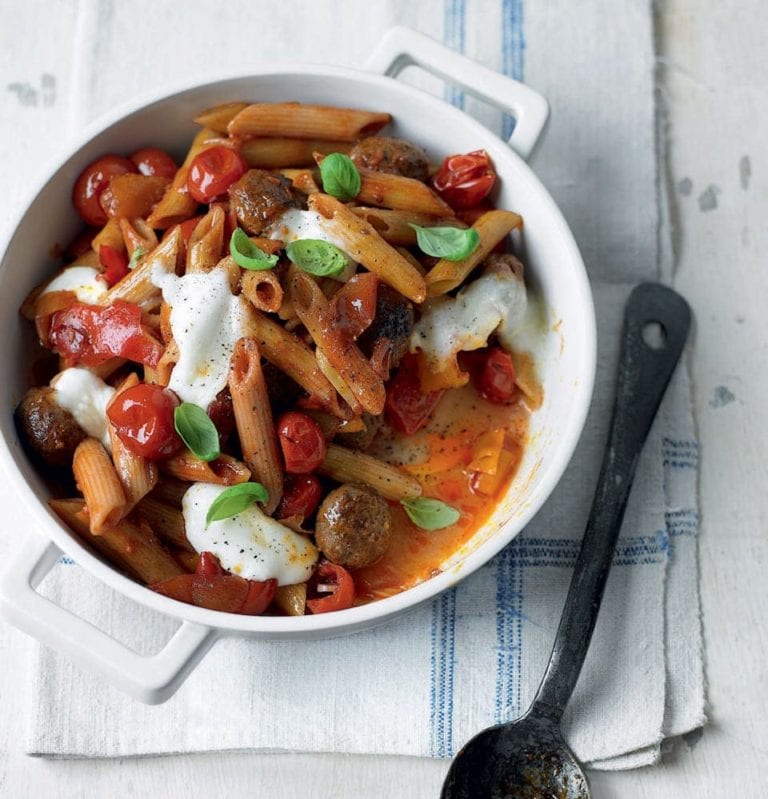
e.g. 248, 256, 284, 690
354, 383, 530, 600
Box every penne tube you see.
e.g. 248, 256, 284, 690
315, 348, 363, 416
174, 548, 199, 573
228, 338, 283, 515
245, 309, 347, 418
290, 271, 385, 416
395, 246, 427, 276
135, 495, 193, 551
241, 268, 283, 313
350, 206, 464, 246
150, 478, 189, 507
72, 438, 127, 533
241, 138, 351, 168
49, 498, 184, 584
273, 583, 307, 616
186, 205, 225, 274
147, 128, 221, 229
91, 218, 125, 254
228, 102, 391, 141
154, 338, 179, 387
425, 210, 523, 296
87, 357, 126, 380
120, 217, 158, 258
308, 193, 427, 303
212, 255, 242, 293
194, 101, 249, 133
103, 226, 181, 308
318, 443, 422, 501
280, 168, 321, 195
33, 290, 76, 341
161, 450, 251, 485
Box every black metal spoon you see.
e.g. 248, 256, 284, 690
441, 283, 691, 799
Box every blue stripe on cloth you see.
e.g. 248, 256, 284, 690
662, 437, 699, 470
59, 556, 75, 565
429, 588, 457, 757
665, 508, 699, 538
494, 544, 524, 724
443, 0, 466, 109
501, 0, 525, 138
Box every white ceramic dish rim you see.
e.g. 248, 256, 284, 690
0, 30, 596, 693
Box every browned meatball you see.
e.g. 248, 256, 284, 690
358, 284, 414, 368
337, 412, 383, 452
228, 169, 301, 235
15, 387, 86, 466
349, 136, 430, 182
315, 484, 392, 569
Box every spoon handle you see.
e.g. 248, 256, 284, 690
528, 283, 691, 723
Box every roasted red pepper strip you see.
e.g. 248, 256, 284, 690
99, 244, 130, 288
48, 300, 164, 367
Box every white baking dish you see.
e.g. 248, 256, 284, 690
0, 28, 595, 703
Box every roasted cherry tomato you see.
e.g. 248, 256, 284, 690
207, 388, 236, 444
276, 474, 324, 521
432, 149, 496, 210
130, 147, 178, 179
384, 354, 445, 435
49, 300, 164, 367
98, 244, 129, 288
196, 551, 225, 580
107, 383, 182, 459
65, 229, 97, 260
331, 273, 379, 340
277, 411, 327, 474
306, 562, 356, 614
187, 145, 247, 203
72, 154, 137, 226
473, 347, 518, 405
240, 578, 278, 615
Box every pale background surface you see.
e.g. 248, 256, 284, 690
0, 0, 765, 796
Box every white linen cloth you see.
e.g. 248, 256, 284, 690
2, 0, 705, 769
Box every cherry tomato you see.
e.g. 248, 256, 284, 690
474, 347, 518, 404
277, 411, 327, 474
432, 149, 496, 210
331, 273, 379, 340
107, 383, 182, 459
276, 474, 324, 521
98, 244, 129, 287
151, 574, 195, 604
240, 578, 278, 615
191, 574, 250, 612
196, 551, 224, 580
306, 562, 356, 614
130, 147, 178, 179
384, 354, 444, 435
187, 145, 247, 203
152, 571, 276, 615
72, 154, 137, 226
49, 300, 164, 367
207, 388, 236, 443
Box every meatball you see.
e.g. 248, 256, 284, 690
15, 387, 86, 466
315, 484, 392, 569
337, 412, 383, 452
349, 136, 430, 182
358, 284, 414, 368
228, 169, 301, 235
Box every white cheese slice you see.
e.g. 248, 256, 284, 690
41, 266, 107, 304
51, 367, 115, 449
182, 483, 319, 586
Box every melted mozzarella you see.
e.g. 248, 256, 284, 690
410, 267, 527, 366
152, 266, 249, 410
182, 483, 319, 586
41, 266, 107, 304
52, 368, 115, 448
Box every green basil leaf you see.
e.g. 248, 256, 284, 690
400, 497, 461, 531
409, 224, 480, 261
174, 402, 220, 462
128, 246, 146, 269
319, 152, 362, 201
230, 227, 279, 271
206, 482, 269, 527
286, 239, 348, 277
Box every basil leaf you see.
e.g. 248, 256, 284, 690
174, 402, 220, 462
128, 246, 146, 269
286, 239, 348, 277
320, 152, 361, 201
409, 224, 480, 261
400, 497, 460, 531
230, 227, 279, 270
206, 482, 269, 527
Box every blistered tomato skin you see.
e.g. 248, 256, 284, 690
187, 146, 247, 203
130, 147, 178, 179
72, 154, 137, 226
384, 353, 444, 435
107, 383, 183, 459
306, 562, 356, 614
476, 347, 518, 405
432, 150, 496, 210
276, 474, 324, 521
277, 412, 327, 474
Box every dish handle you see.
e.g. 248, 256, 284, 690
365, 26, 549, 161
0, 534, 216, 704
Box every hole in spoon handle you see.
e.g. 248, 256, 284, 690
529, 283, 691, 723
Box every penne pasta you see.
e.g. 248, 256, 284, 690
240, 268, 283, 313
280, 168, 321, 195
186, 205, 225, 273
228, 102, 391, 142
91, 217, 125, 254
72, 438, 127, 533
120, 217, 159, 258
290, 270, 385, 416
273, 583, 307, 616
315, 348, 363, 416
194, 101, 249, 133
350, 206, 464, 246
228, 338, 283, 515
318, 443, 422, 501
241, 138, 350, 168
150, 478, 189, 507
135, 495, 193, 551
308, 193, 427, 303
161, 450, 251, 485
424, 210, 523, 296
